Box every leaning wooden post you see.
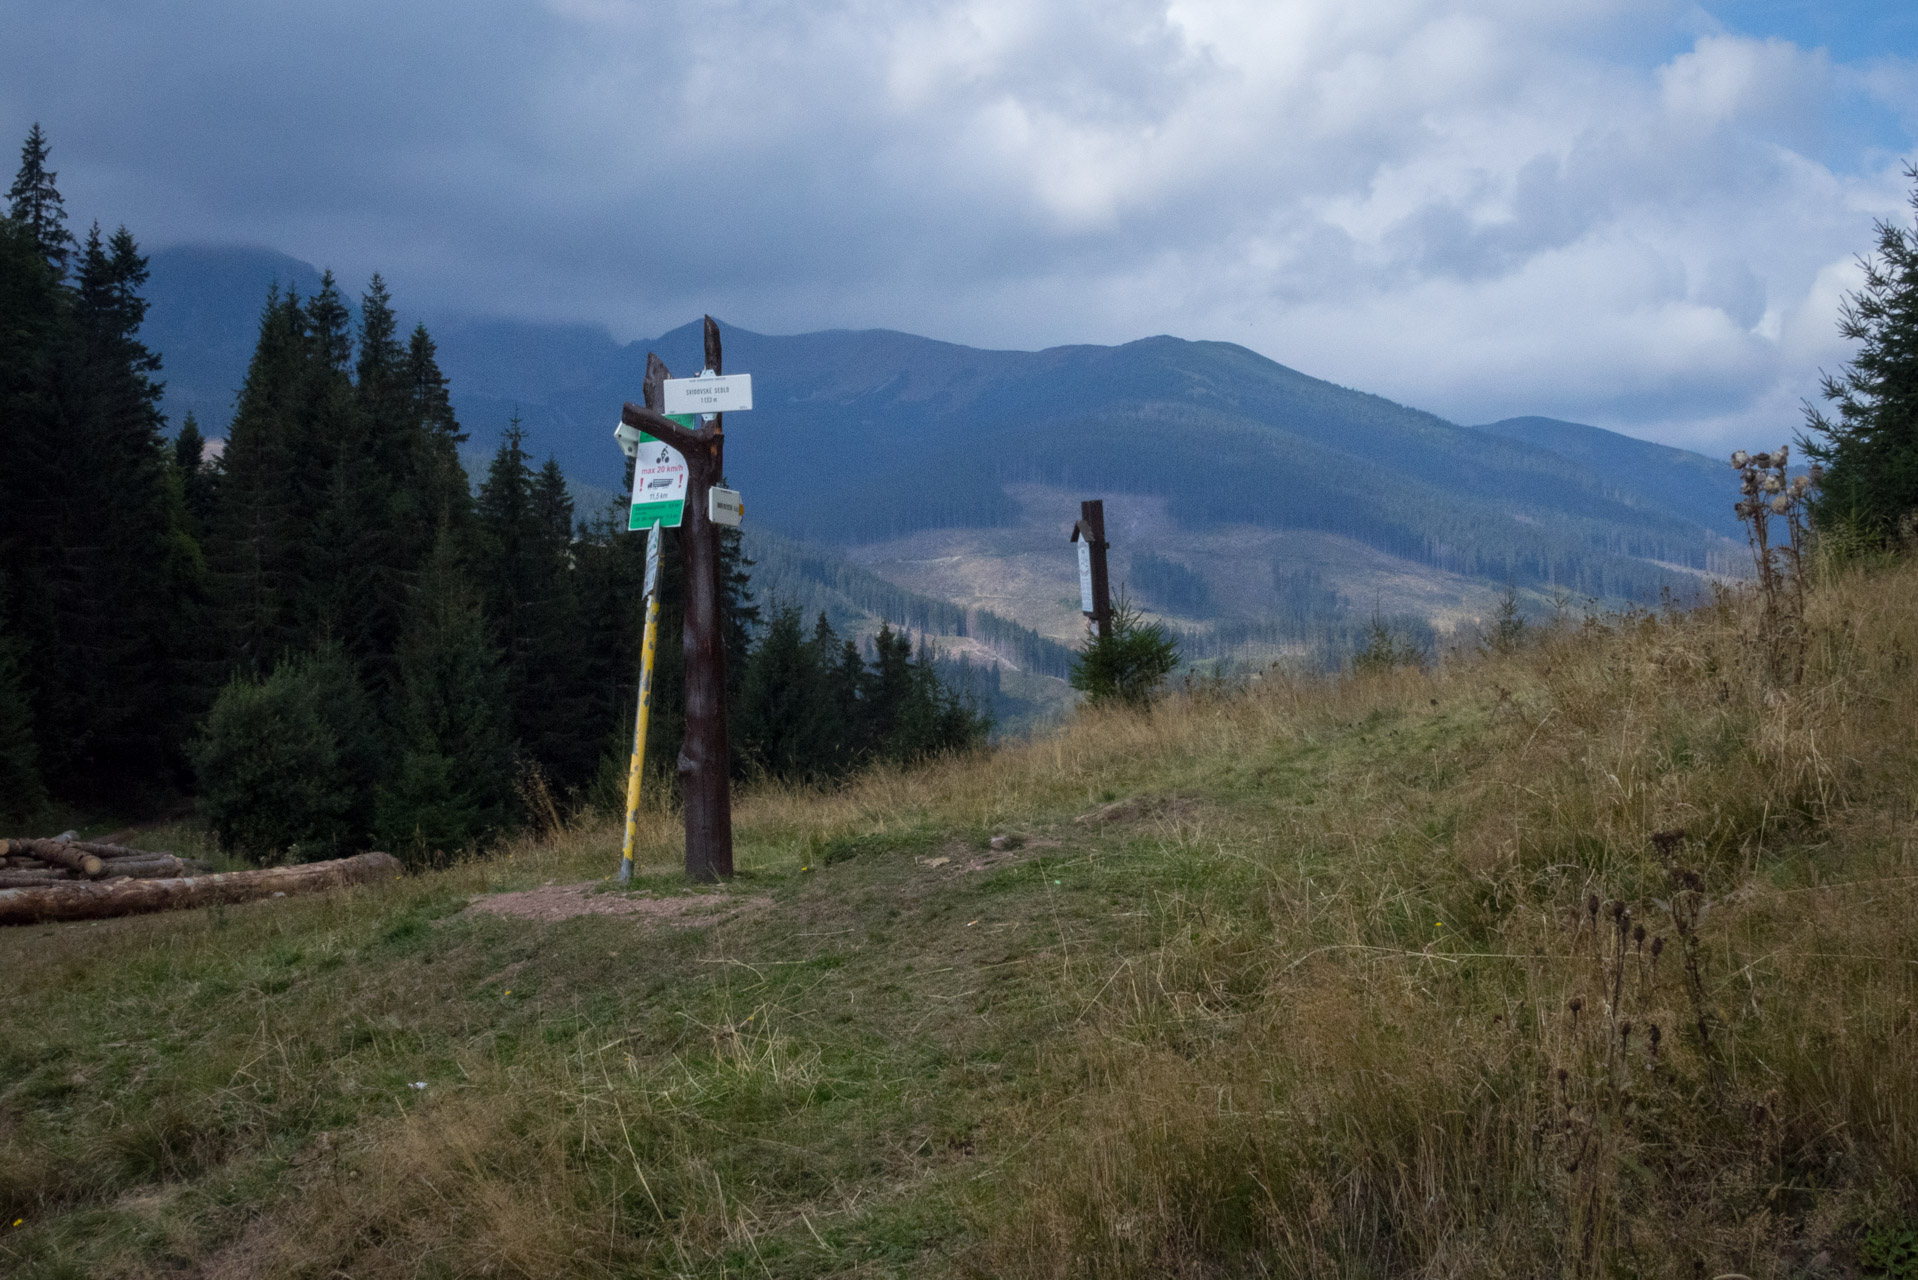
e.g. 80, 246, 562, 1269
1071, 499, 1113, 640
620, 317, 737, 882
616, 518, 663, 884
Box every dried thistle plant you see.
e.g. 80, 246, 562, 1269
1731, 446, 1819, 684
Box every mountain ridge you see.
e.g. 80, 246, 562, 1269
139, 245, 1745, 629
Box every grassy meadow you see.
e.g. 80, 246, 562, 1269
3, 558, 1917, 1278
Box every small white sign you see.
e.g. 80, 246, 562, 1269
709, 487, 744, 528
662, 372, 753, 415
1077, 541, 1094, 613
643, 519, 663, 596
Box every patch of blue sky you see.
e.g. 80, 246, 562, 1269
1696, 1, 1918, 166
1701, 0, 1917, 63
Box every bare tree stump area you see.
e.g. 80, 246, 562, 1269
0, 835, 405, 926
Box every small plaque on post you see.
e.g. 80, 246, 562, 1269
709, 487, 744, 528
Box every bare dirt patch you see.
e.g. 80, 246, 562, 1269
467, 883, 770, 926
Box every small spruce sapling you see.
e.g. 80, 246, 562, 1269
1070, 594, 1180, 709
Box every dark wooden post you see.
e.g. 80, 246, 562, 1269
622, 315, 734, 882
1072, 499, 1113, 639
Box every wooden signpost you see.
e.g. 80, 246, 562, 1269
617, 317, 744, 883
1070, 499, 1112, 639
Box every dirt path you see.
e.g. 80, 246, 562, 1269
466, 882, 771, 926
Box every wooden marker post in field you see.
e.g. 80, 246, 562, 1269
618, 317, 753, 883
1070, 499, 1113, 640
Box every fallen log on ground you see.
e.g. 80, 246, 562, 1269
1, 838, 194, 879
96, 856, 191, 878
0, 852, 405, 926
0, 870, 74, 887
18, 841, 104, 878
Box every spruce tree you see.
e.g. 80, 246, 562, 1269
377, 526, 515, 863
172, 412, 218, 534
191, 644, 381, 861
475, 425, 593, 789
737, 605, 830, 780
206, 286, 312, 670
7, 123, 70, 275
0, 204, 64, 721
26, 217, 202, 796
861, 623, 916, 758
814, 614, 866, 772
405, 322, 470, 527
1805, 162, 1918, 543
297, 271, 382, 659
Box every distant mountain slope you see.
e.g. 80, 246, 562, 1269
1473, 416, 1743, 540
144, 245, 324, 431
139, 245, 1742, 612
742, 527, 1074, 680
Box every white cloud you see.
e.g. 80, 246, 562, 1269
0, 0, 1911, 453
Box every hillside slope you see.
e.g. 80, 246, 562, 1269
5, 560, 1915, 1277
1474, 415, 1744, 540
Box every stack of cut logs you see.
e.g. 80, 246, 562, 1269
0, 832, 200, 887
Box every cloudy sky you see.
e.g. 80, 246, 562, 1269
4, 0, 1915, 453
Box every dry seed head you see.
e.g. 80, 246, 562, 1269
1633, 923, 1647, 949
1776, 443, 1789, 463
1568, 996, 1584, 1021
1730, 450, 1750, 467
1651, 936, 1665, 960
1648, 1023, 1662, 1058
1771, 494, 1791, 515
1587, 893, 1600, 921
1763, 474, 1784, 493
1619, 1020, 1633, 1043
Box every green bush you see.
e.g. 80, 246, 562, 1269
1351, 610, 1428, 674
1070, 596, 1181, 709
190, 647, 380, 862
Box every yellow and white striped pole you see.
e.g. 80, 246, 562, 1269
618, 521, 664, 884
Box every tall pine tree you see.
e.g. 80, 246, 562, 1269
206, 284, 312, 671
1805, 162, 1918, 543
7, 123, 70, 275
0, 197, 64, 798
377, 525, 515, 862
7, 196, 202, 798
474, 423, 594, 789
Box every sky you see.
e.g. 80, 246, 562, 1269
3, 0, 1915, 455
